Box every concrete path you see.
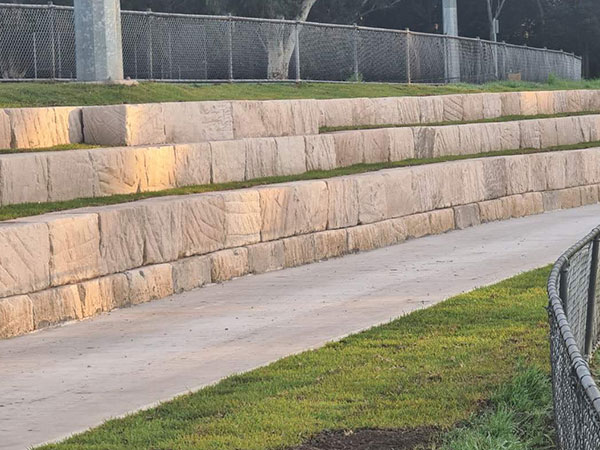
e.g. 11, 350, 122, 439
2, 205, 600, 450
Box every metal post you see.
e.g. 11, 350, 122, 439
560, 263, 570, 314
168, 30, 173, 80
228, 15, 234, 82
134, 40, 138, 79
294, 21, 301, 83
49, 1, 56, 80
476, 37, 483, 83
405, 28, 411, 84
352, 24, 359, 81
33, 32, 38, 79
585, 237, 600, 359
502, 41, 507, 80
147, 9, 153, 79
57, 31, 61, 78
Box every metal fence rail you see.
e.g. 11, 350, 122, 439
548, 227, 600, 450
0, 2, 582, 83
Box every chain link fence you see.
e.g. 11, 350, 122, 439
548, 226, 600, 450
0, 2, 582, 83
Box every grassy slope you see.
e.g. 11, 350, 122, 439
1, 79, 600, 108
41, 267, 552, 450
1, 142, 599, 222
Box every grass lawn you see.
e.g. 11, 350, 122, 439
40, 267, 553, 450
0, 78, 599, 108
0, 141, 598, 222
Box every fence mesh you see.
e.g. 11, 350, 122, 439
548, 227, 600, 450
0, 2, 583, 83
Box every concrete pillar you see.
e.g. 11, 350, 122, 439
74, 0, 124, 82
443, 0, 461, 83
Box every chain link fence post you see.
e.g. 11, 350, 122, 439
561, 262, 570, 313
227, 14, 234, 82
32, 32, 38, 79
476, 36, 482, 83
294, 20, 301, 83
405, 28, 411, 84
146, 8, 153, 79
585, 237, 600, 359
352, 23, 359, 81
48, 1, 56, 79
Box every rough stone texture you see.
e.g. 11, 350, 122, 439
463, 94, 484, 121
333, 131, 364, 167
248, 241, 285, 274
0, 221, 50, 298
505, 155, 531, 196
553, 91, 570, 114
558, 187, 583, 210
402, 212, 432, 239
501, 92, 521, 116
78, 274, 129, 317
30, 285, 82, 329
454, 204, 481, 230
211, 248, 249, 282
211, 139, 247, 183
6, 107, 83, 149
126, 264, 174, 305
174, 143, 212, 187
314, 229, 348, 261
283, 234, 317, 268
222, 190, 262, 248
555, 117, 582, 146
274, 136, 307, 176
356, 173, 387, 224
362, 129, 391, 163
245, 137, 278, 179
480, 123, 502, 153
519, 92, 538, 116
347, 220, 405, 252
163, 101, 234, 143
458, 124, 483, 155
536, 91, 555, 115
351, 98, 378, 126
397, 97, 421, 124
581, 185, 599, 206
413, 127, 435, 159
180, 194, 226, 257
418, 96, 444, 124
442, 95, 465, 122
432, 126, 461, 158
482, 94, 502, 119
143, 146, 177, 192
171, 256, 212, 293
498, 122, 521, 151
0, 109, 10, 149
428, 209, 456, 235
542, 190, 561, 212
318, 99, 355, 128
326, 177, 359, 230
388, 127, 415, 161
232, 100, 319, 139
46, 213, 102, 287
0, 153, 49, 205
47, 150, 97, 202
0, 295, 33, 339
259, 181, 328, 241
372, 98, 403, 126
382, 169, 416, 218
538, 118, 559, 148
519, 120, 542, 149
304, 135, 336, 171
137, 199, 183, 265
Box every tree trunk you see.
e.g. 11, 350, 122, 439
265, 0, 318, 80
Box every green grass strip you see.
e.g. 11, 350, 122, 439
2, 141, 600, 222
1, 79, 600, 108
39, 267, 552, 449
0, 143, 98, 155
320, 110, 600, 133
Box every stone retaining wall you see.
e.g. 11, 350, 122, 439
2, 147, 600, 339
2, 114, 599, 206
2, 90, 600, 150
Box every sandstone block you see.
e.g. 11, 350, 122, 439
222, 190, 262, 248
577, 116, 600, 143
388, 127, 415, 161
89, 147, 147, 196
333, 131, 364, 167
274, 136, 307, 176
283, 234, 317, 268
245, 137, 277, 179
372, 97, 403, 125
538, 118, 559, 148
46, 213, 102, 287
498, 122, 521, 151
0, 153, 49, 205
458, 124, 483, 155
0, 295, 33, 339
555, 117, 583, 146
126, 264, 174, 305
47, 150, 97, 201
580, 185, 599, 206
535, 91, 555, 115
418, 96, 444, 124
211, 139, 247, 183
397, 97, 421, 124
0, 109, 10, 148
413, 127, 435, 159
171, 255, 212, 293
211, 248, 249, 282
351, 98, 378, 126
454, 204, 481, 230
259, 181, 328, 241
482, 94, 502, 119
180, 194, 227, 257
55, 106, 84, 145
528, 154, 550, 192
505, 155, 531, 195
478, 198, 511, 223
566, 91, 583, 113
31, 285, 82, 329
382, 169, 417, 218
519, 120, 542, 149
480, 123, 502, 153
500, 92, 521, 116
137, 199, 183, 265
509, 193, 544, 218
0, 221, 50, 298
174, 143, 212, 187
7, 107, 79, 149
318, 99, 355, 128
362, 129, 391, 164
305, 135, 336, 171
402, 212, 432, 239
442, 95, 465, 122
428, 209, 456, 235
248, 241, 285, 274
542, 191, 561, 212
314, 229, 348, 261
232, 100, 319, 139
519, 92, 538, 116
163, 101, 234, 143
432, 126, 461, 158
77, 273, 129, 317
143, 146, 177, 192
463, 94, 485, 121
546, 152, 569, 190
356, 172, 387, 224
347, 220, 405, 252
553, 91, 570, 114
326, 176, 359, 230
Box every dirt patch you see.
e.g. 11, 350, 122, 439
289, 427, 441, 450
